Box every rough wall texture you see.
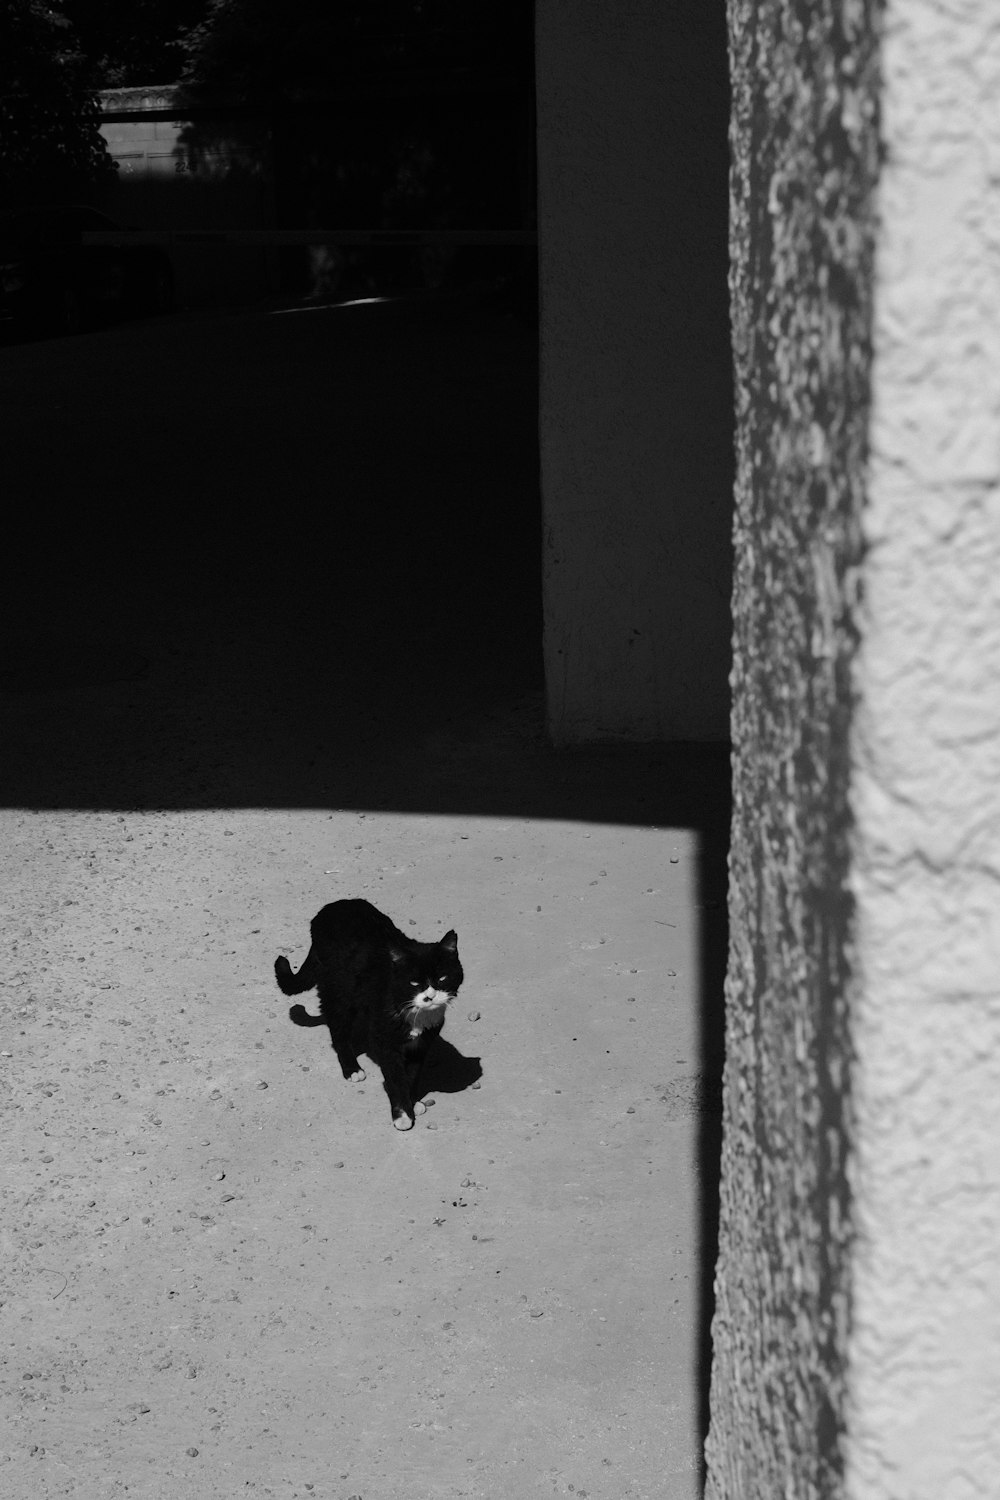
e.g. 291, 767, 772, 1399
536, 0, 733, 743
846, 1, 1000, 1493
705, 2, 879, 1494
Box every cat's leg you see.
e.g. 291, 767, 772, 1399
406, 1029, 444, 1116
405, 1046, 429, 1117
320, 996, 366, 1083
335, 1051, 367, 1085
330, 1033, 367, 1084
373, 1051, 419, 1131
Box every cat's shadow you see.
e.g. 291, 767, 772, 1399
288, 1005, 482, 1100
411, 1034, 483, 1100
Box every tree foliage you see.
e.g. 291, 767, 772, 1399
63, 0, 207, 89
178, 0, 532, 100
0, 0, 117, 206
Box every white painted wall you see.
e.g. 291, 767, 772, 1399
536, 1, 732, 743
846, 1, 1000, 1491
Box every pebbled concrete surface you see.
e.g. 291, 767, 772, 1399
0, 299, 728, 1499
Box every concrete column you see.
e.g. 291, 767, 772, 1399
536, 0, 733, 743
707, 1, 1000, 1495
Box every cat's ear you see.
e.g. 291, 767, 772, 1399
440, 929, 458, 952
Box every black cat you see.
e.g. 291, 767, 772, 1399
274, 898, 463, 1131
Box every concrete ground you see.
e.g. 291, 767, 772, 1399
0, 295, 729, 1499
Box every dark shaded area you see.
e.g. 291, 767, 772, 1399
1, 294, 727, 822
0, 205, 174, 336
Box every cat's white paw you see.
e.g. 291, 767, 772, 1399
349, 1068, 366, 1083
413, 1100, 427, 1115
392, 1113, 415, 1131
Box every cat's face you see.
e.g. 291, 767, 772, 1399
395, 932, 462, 1031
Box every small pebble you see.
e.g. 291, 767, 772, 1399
256, 1081, 268, 1090
214, 1172, 225, 1181
186, 1447, 199, 1457
426, 1121, 438, 1130
470, 1080, 481, 1089
626, 1107, 635, 1114
529, 1308, 544, 1318
221, 1194, 236, 1203
467, 1010, 481, 1022
333, 1161, 345, 1169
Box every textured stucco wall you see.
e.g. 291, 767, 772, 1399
536, 0, 733, 742
705, 1, 879, 1493
846, 1, 1000, 1492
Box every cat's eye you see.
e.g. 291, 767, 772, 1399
409, 979, 421, 987
437, 976, 448, 984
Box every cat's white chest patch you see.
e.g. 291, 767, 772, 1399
404, 990, 450, 1035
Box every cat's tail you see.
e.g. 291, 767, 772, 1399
274, 947, 319, 996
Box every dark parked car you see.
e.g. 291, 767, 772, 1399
0, 205, 173, 335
